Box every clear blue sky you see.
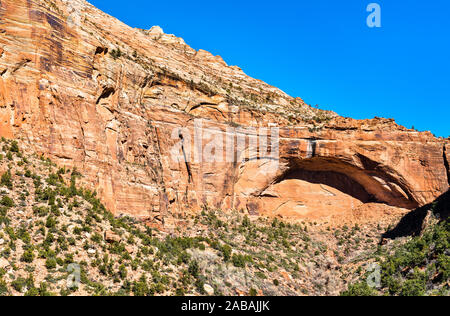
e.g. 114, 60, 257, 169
89, 0, 449, 137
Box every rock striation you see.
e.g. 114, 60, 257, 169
0, 0, 448, 227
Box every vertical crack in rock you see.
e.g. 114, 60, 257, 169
306, 139, 317, 158
151, 125, 166, 187
179, 132, 193, 183
444, 144, 450, 186
148, 124, 168, 225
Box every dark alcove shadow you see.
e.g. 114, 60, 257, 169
383, 190, 450, 239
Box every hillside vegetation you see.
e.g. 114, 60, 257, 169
0, 138, 447, 296
343, 196, 449, 296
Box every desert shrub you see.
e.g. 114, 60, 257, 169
45, 258, 57, 270
119, 265, 127, 279
25, 287, 39, 296
0, 196, 14, 208
341, 282, 378, 296
91, 233, 103, 244
242, 215, 251, 227
21, 249, 35, 263
400, 278, 426, 296
45, 216, 57, 228
33, 206, 49, 217
0, 171, 12, 189
110, 48, 122, 60
11, 277, 27, 292
132, 275, 150, 296
46, 173, 61, 186
232, 254, 252, 268
0, 278, 8, 296
10, 141, 19, 153
175, 287, 185, 296
44, 232, 55, 246
345, 216, 449, 296
221, 244, 232, 262
188, 260, 199, 278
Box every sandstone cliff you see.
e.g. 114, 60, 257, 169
0, 0, 448, 227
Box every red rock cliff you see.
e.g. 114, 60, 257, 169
0, 0, 448, 226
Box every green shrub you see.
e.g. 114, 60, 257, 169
91, 233, 103, 244
0, 278, 7, 296
11, 277, 27, 292
119, 265, 127, 279
45, 216, 57, 228
21, 249, 35, 263
10, 141, 19, 153
232, 254, 251, 268
0, 170, 12, 189
341, 282, 378, 296
221, 244, 232, 262
110, 48, 122, 60
45, 258, 57, 270
242, 215, 251, 227
25, 287, 39, 296
400, 278, 426, 296
132, 275, 150, 296
0, 196, 14, 208
188, 260, 199, 278
345, 216, 449, 296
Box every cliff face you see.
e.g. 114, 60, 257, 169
0, 0, 448, 227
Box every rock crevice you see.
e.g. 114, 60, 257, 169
444, 144, 450, 186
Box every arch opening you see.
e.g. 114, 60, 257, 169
275, 168, 376, 204
272, 157, 419, 210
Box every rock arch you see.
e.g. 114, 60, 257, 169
233, 155, 419, 220
275, 157, 418, 208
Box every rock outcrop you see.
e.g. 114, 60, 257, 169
0, 0, 448, 227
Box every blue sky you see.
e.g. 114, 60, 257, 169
89, 0, 449, 137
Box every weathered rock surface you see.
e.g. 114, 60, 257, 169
105, 230, 121, 243
0, 257, 9, 269
0, 0, 448, 226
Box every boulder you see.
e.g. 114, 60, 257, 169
0, 257, 10, 269
104, 231, 121, 243
203, 284, 214, 296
